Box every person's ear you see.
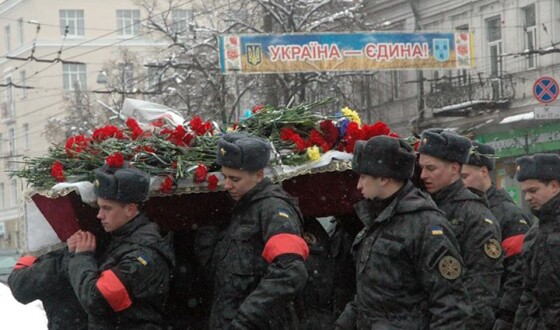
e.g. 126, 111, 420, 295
125, 203, 138, 217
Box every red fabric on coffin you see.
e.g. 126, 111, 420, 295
31, 170, 361, 240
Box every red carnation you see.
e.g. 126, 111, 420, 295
319, 120, 339, 145
105, 152, 124, 168
207, 174, 219, 191
92, 125, 125, 141
163, 125, 194, 147
190, 116, 213, 136
65, 135, 90, 157
151, 118, 165, 127
363, 121, 390, 139
194, 164, 208, 183
252, 104, 265, 113
159, 176, 174, 194
344, 122, 365, 153
50, 161, 65, 182
126, 118, 144, 140
280, 128, 306, 152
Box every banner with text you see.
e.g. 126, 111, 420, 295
219, 32, 474, 74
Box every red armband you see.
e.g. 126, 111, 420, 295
14, 255, 37, 270
96, 270, 132, 312
262, 233, 309, 263
502, 234, 525, 258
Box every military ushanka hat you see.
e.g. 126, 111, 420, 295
467, 141, 496, 171
216, 132, 271, 171
94, 164, 150, 204
515, 153, 560, 182
352, 135, 416, 181
418, 128, 472, 165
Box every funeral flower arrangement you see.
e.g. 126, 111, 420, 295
11, 98, 399, 193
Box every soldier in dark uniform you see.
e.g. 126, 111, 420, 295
334, 136, 471, 329
204, 132, 309, 329
67, 164, 175, 329
418, 129, 503, 329
461, 142, 532, 329
8, 247, 88, 330
512, 154, 560, 329
298, 216, 357, 330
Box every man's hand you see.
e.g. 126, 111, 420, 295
67, 230, 83, 253
75, 231, 97, 253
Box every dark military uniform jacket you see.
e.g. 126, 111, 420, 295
335, 181, 471, 329
8, 248, 88, 330
68, 213, 175, 330
431, 179, 503, 329
299, 217, 356, 330
486, 184, 531, 328
208, 178, 309, 330
513, 193, 560, 329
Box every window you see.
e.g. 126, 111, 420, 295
19, 70, 27, 98
22, 123, 29, 150
118, 62, 135, 92
8, 127, 15, 156
0, 184, 4, 209
62, 63, 87, 90
171, 9, 193, 36
9, 179, 17, 207
4, 76, 14, 117
486, 16, 502, 99
391, 71, 400, 100
4, 25, 11, 52
523, 4, 537, 68
17, 18, 24, 45
59, 10, 85, 36
146, 66, 161, 90
117, 10, 141, 36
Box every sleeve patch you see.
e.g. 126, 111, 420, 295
275, 207, 292, 219
136, 253, 150, 267
438, 256, 462, 280
262, 233, 310, 263
96, 269, 132, 312
431, 225, 443, 236
484, 238, 502, 259
14, 255, 37, 270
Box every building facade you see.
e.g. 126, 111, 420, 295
362, 0, 560, 206
0, 0, 194, 250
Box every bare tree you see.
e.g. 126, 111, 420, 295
136, 0, 387, 123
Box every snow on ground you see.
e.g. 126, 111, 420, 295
0, 283, 48, 329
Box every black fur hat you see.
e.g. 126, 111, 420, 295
467, 141, 496, 171
418, 128, 472, 165
352, 136, 415, 181
516, 153, 560, 182
94, 164, 150, 204
216, 132, 271, 171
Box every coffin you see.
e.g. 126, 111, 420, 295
30, 159, 361, 242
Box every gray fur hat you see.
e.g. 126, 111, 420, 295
216, 132, 271, 171
467, 141, 496, 171
418, 128, 472, 165
94, 164, 150, 204
515, 153, 560, 182
352, 136, 415, 181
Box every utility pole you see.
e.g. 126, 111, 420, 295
409, 0, 425, 133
